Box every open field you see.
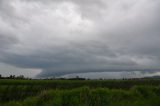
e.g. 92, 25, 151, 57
1, 79, 160, 106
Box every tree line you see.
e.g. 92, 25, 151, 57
0, 74, 27, 79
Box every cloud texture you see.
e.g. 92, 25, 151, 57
0, 0, 160, 78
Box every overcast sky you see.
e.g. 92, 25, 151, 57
0, 0, 160, 78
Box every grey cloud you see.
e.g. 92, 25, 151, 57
0, 0, 160, 78
0, 42, 118, 68
0, 34, 18, 50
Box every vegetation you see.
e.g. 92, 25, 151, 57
0, 78, 160, 106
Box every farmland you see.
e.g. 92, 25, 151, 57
0, 79, 160, 106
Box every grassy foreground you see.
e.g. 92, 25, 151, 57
0, 79, 160, 106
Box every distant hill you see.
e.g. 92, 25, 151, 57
143, 75, 160, 79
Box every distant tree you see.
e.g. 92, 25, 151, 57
0, 74, 2, 79
16, 75, 25, 79
9, 75, 15, 79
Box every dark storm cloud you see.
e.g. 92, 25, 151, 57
0, 0, 160, 78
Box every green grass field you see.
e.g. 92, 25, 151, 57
0, 79, 160, 106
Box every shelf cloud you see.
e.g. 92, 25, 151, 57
0, 0, 160, 78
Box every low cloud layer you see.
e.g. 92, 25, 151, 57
0, 0, 160, 78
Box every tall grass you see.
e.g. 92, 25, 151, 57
1, 79, 160, 106
1, 86, 160, 106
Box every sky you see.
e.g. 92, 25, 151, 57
0, 0, 160, 78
